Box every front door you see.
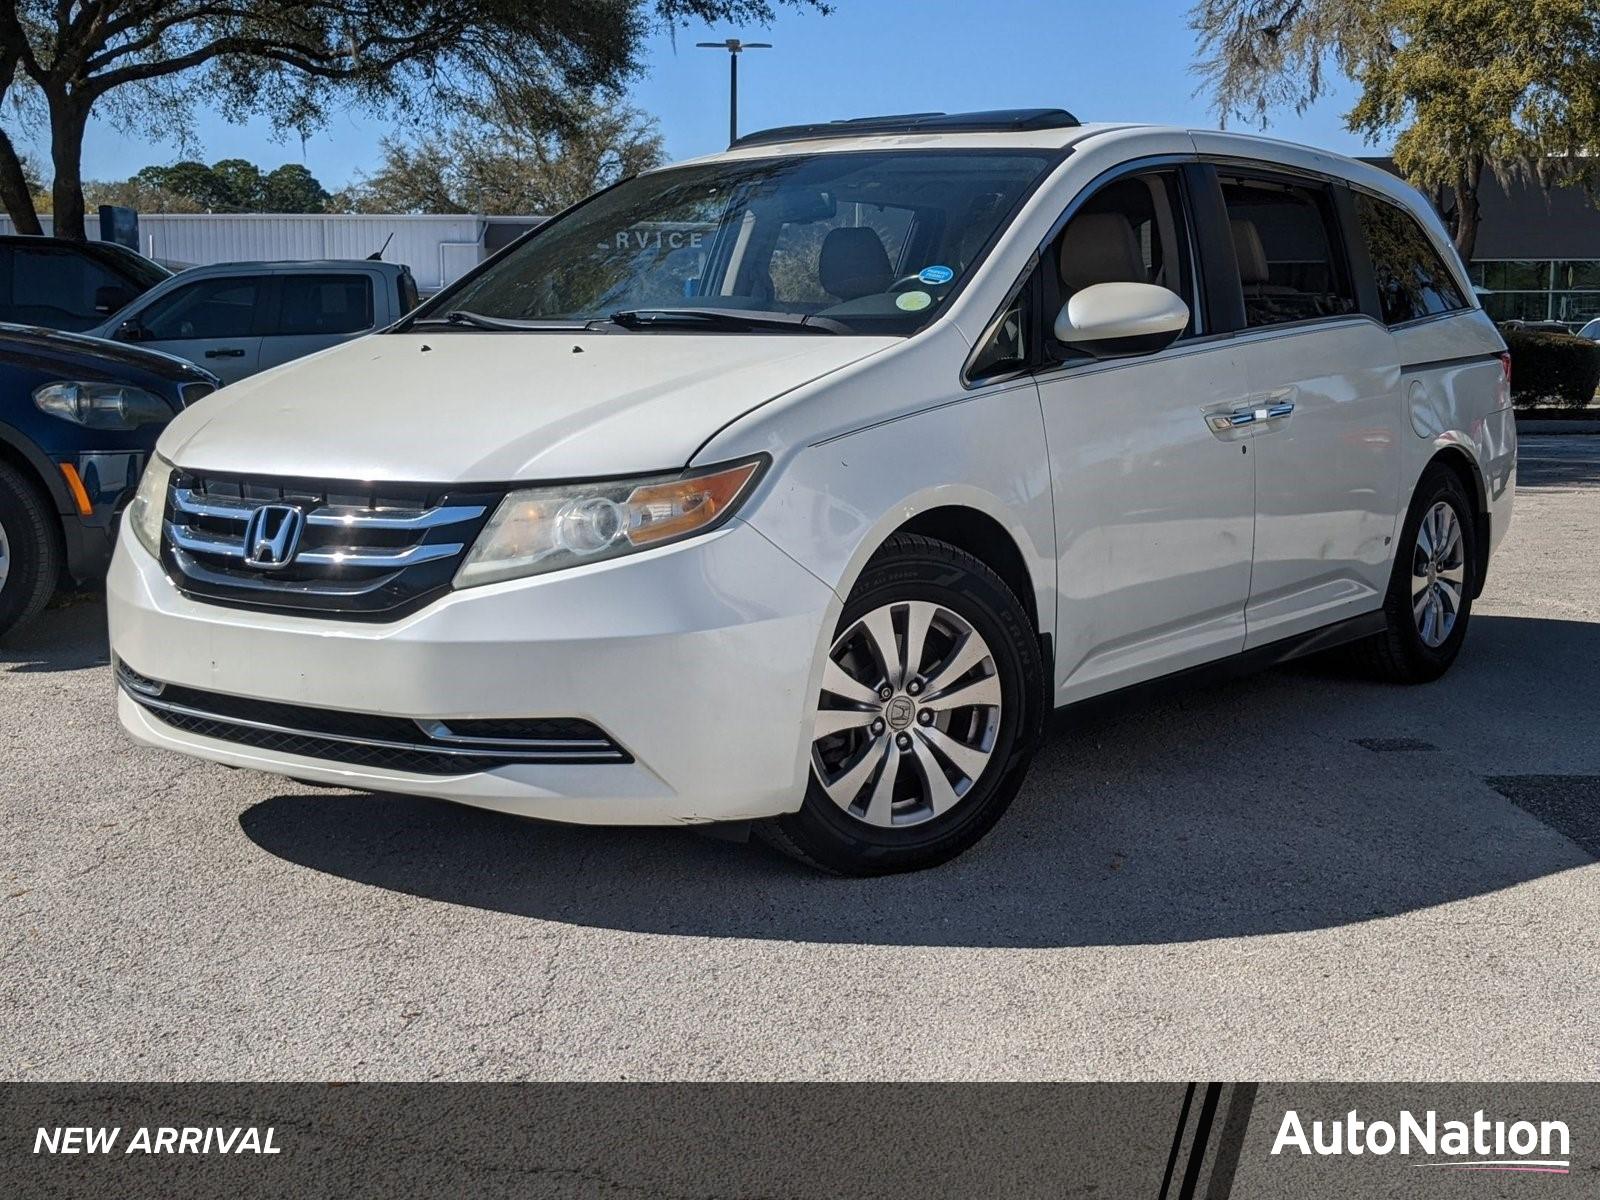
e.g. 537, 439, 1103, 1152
129, 275, 265, 384
1033, 168, 1257, 703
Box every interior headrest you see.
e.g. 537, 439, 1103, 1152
819, 227, 893, 301
1057, 212, 1144, 292
1230, 218, 1271, 285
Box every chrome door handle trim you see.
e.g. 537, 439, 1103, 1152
1206, 408, 1259, 431
1205, 401, 1294, 432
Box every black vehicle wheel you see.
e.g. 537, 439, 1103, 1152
1344, 463, 1477, 683
0, 461, 63, 641
758, 534, 1046, 876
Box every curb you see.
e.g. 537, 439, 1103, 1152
1516, 420, 1600, 435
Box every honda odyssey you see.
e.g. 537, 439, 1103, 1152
107, 110, 1516, 874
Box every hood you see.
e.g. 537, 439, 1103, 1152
0, 323, 217, 384
159, 331, 894, 483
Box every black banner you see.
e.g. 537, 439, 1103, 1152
3, 1083, 1594, 1197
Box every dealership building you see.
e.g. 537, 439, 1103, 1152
1367, 157, 1600, 327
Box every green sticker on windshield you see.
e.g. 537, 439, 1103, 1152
896, 290, 933, 312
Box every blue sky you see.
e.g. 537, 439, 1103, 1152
36, 0, 1376, 187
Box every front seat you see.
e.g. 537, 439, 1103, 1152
1057, 211, 1145, 293
1230, 218, 1296, 297
819, 227, 893, 301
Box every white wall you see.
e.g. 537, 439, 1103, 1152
0, 213, 534, 292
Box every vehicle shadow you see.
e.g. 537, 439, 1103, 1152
239, 613, 1599, 949
0, 596, 107, 672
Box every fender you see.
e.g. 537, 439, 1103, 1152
0, 419, 74, 515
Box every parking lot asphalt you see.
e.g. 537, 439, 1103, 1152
3, 435, 1598, 1082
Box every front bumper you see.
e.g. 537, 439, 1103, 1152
108, 518, 838, 824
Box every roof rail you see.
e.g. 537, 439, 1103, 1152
729, 108, 1081, 150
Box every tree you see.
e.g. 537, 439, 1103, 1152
1347, 0, 1600, 261
136, 160, 231, 209
122, 158, 327, 211
261, 164, 329, 212
338, 95, 665, 215
210, 157, 265, 209
0, 1, 828, 239
1189, 0, 1600, 261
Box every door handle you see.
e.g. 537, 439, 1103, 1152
1204, 400, 1294, 432
204, 348, 246, 358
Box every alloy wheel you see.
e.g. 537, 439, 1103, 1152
0, 517, 10, 594
1412, 500, 1466, 648
811, 600, 1003, 828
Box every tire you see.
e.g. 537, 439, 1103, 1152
1343, 462, 1477, 683
758, 534, 1046, 875
0, 461, 62, 641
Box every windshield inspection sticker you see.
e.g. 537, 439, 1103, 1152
918, 265, 955, 285
896, 291, 933, 311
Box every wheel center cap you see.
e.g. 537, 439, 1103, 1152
883, 695, 916, 731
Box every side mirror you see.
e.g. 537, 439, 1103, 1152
94, 284, 133, 315
1054, 281, 1189, 358
113, 317, 146, 342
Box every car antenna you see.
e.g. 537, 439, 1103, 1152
367, 232, 395, 261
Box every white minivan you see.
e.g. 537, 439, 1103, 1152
108, 110, 1516, 874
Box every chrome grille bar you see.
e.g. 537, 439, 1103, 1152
171, 488, 484, 530
167, 522, 463, 567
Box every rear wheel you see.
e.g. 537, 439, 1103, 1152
1344, 463, 1477, 683
0, 461, 62, 640
758, 534, 1045, 875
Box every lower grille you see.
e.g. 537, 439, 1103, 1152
160, 468, 501, 621
117, 661, 629, 775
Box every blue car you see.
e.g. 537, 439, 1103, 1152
0, 323, 218, 637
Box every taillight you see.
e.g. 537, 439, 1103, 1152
1498, 350, 1512, 388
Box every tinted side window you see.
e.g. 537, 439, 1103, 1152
140, 277, 261, 340
276, 274, 375, 336
5, 247, 128, 331
1220, 175, 1354, 328
1354, 192, 1468, 324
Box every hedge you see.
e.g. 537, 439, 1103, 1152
1500, 327, 1600, 408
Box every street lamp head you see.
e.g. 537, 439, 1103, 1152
695, 39, 772, 53
696, 38, 773, 145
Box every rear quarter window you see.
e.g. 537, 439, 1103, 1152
275, 274, 376, 336
1354, 192, 1469, 325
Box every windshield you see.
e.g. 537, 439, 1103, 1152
91, 242, 171, 290
420, 149, 1056, 335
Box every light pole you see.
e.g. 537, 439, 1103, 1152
695, 38, 771, 146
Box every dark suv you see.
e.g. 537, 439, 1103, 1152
0, 235, 171, 332
0, 323, 217, 637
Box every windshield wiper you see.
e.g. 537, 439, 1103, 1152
409, 310, 590, 332
607, 308, 846, 335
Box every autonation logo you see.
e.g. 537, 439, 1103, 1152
1272, 1109, 1572, 1175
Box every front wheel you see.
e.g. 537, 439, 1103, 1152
758, 534, 1046, 875
0, 462, 62, 641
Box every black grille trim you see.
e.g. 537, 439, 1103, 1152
118, 662, 630, 775
160, 468, 501, 621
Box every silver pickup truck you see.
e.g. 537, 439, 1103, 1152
87, 259, 420, 385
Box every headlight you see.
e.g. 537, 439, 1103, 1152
127, 456, 174, 559
455, 457, 766, 588
34, 381, 175, 429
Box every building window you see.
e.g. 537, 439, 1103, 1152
1470, 259, 1600, 327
